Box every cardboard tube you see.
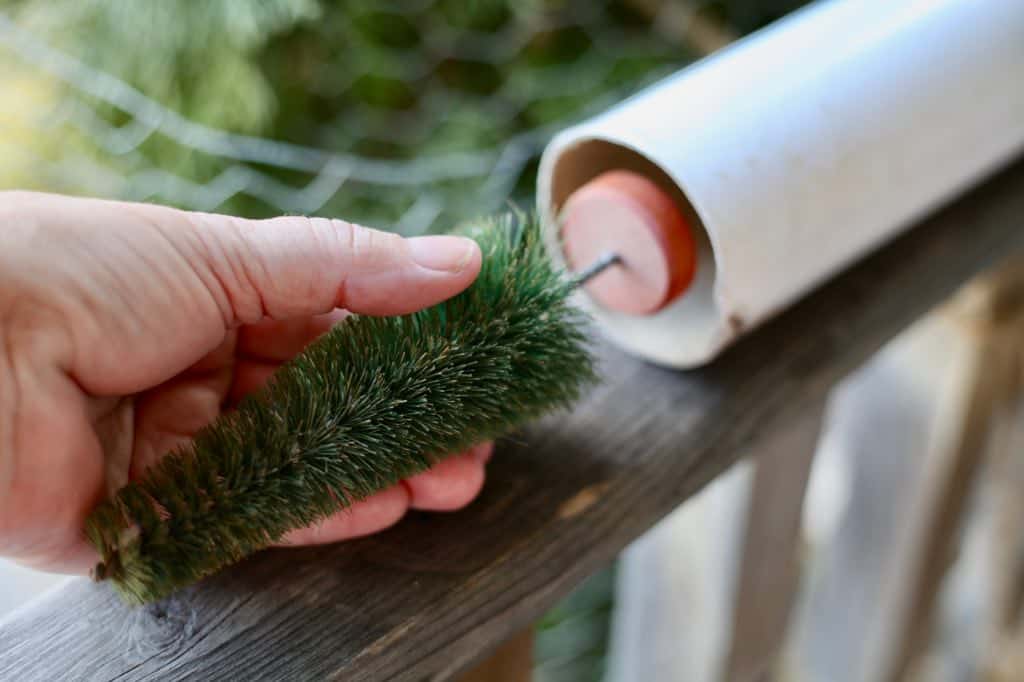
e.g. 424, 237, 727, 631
538, 0, 1024, 368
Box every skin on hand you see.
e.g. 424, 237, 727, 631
0, 190, 491, 574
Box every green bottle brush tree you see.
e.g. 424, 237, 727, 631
84, 213, 597, 605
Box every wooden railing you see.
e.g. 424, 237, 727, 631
1, 156, 1023, 681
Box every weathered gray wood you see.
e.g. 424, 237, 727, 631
2, 156, 1024, 682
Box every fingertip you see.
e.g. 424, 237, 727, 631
471, 441, 494, 464
341, 234, 482, 316
412, 238, 482, 303
407, 235, 481, 276
405, 451, 486, 512
278, 485, 410, 546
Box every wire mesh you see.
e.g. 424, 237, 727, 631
0, 0, 810, 233
0, 1, 743, 235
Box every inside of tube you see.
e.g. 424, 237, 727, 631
547, 138, 724, 367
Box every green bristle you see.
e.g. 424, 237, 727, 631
84, 212, 596, 605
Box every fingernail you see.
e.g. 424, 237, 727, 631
408, 235, 477, 273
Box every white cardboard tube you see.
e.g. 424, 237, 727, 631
538, 0, 1024, 368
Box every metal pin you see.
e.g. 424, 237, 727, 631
570, 252, 622, 289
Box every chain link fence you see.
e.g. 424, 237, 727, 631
0, 0, 806, 227
1, 1, 716, 234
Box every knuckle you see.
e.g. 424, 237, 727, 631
331, 220, 401, 271
297, 215, 331, 244
190, 212, 269, 324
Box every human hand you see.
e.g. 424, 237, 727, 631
0, 191, 492, 574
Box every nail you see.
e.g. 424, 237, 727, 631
408, 235, 477, 273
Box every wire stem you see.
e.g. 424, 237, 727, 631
571, 252, 621, 289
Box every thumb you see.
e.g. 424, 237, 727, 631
180, 209, 482, 322
4, 192, 482, 396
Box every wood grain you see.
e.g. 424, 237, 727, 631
2, 156, 1024, 681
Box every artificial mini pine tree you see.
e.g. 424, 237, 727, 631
85, 212, 597, 605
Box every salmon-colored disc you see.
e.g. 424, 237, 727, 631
561, 170, 697, 315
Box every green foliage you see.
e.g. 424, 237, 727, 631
14, 0, 318, 133
4, 0, 693, 227
535, 566, 617, 682
7, 0, 320, 201
85, 213, 597, 605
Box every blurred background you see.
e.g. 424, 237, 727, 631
5, 2, 1022, 681
0, 0, 805, 233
